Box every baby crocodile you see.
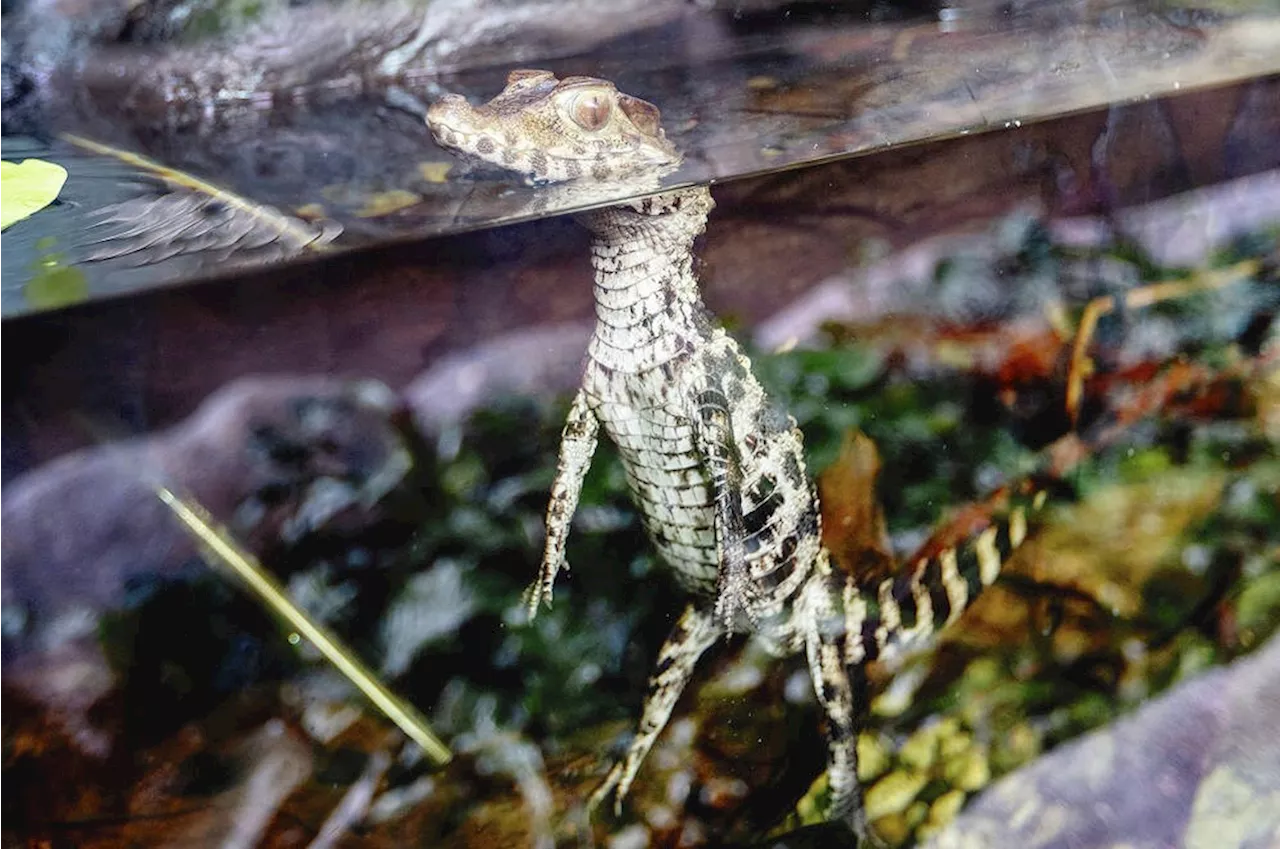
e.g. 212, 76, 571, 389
427, 70, 1039, 841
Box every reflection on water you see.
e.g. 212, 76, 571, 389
1, 0, 1278, 314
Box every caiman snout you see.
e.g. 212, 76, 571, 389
425, 95, 473, 147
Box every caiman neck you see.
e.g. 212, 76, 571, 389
577, 187, 714, 369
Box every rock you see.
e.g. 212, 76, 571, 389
1, 374, 410, 751
925, 634, 1280, 849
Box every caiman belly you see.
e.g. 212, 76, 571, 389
583, 366, 720, 595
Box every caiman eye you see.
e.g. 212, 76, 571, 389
570, 92, 612, 131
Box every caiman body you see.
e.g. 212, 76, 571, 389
554, 186, 823, 628
427, 70, 1038, 841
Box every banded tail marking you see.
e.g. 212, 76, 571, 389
849, 487, 1045, 664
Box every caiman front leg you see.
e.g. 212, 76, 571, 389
590, 603, 722, 813
692, 387, 754, 627
528, 388, 599, 617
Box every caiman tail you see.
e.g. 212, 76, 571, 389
855, 481, 1049, 667
803, 478, 1050, 835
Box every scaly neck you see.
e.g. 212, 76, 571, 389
577, 187, 714, 371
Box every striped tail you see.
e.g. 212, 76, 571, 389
804, 478, 1054, 836
840, 482, 1049, 668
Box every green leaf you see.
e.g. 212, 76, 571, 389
25, 262, 89, 310
1, 159, 68, 230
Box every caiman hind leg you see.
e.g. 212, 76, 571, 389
802, 570, 884, 846
528, 388, 600, 616
590, 603, 723, 814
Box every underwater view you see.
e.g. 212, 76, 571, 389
3, 0, 1279, 846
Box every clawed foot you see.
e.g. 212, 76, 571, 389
521, 582, 548, 619
825, 784, 887, 848
585, 761, 628, 816
832, 800, 888, 849
848, 811, 888, 849
519, 571, 560, 617
591, 760, 884, 847
527, 550, 573, 617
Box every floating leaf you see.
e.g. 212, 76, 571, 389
1, 159, 68, 230
418, 162, 453, 184
294, 202, 328, 220
24, 262, 88, 310
356, 189, 422, 218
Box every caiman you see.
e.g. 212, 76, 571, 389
427, 70, 1042, 842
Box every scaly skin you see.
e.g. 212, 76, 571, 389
427, 70, 1041, 843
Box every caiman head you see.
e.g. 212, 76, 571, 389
426, 69, 682, 185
